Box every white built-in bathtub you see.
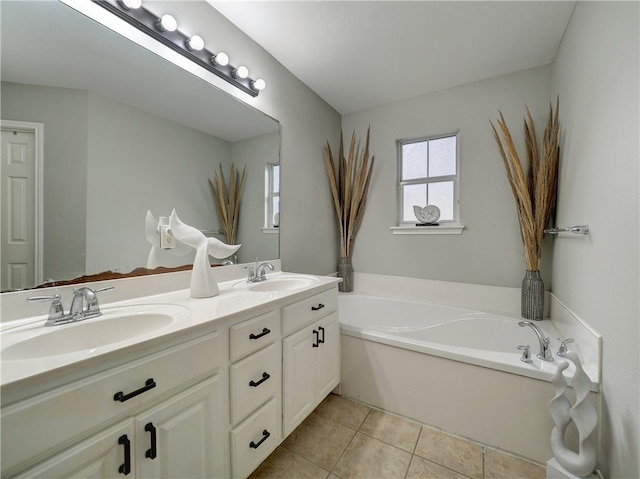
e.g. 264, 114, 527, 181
338, 293, 599, 464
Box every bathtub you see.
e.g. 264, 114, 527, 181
339, 293, 574, 383
338, 293, 598, 464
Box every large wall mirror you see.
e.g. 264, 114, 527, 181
1, 1, 280, 291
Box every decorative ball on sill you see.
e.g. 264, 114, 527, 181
413, 205, 440, 224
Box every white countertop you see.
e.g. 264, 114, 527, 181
1, 272, 340, 391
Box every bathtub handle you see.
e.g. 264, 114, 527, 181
311, 303, 325, 311
517, 344, 532, 363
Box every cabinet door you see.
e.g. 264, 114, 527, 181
135, 376, 224, 479
14, 420, 135, 479
283, 324, 316, 436
315, 312, 341, 399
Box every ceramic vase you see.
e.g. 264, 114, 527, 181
521, 270, 544, 320
338, 257, 353, 292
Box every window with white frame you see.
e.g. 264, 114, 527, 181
265, 163, 280, 228
397, 132, 459, 225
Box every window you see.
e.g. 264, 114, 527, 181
265, 163, 280, 228
397, 132, 459, 225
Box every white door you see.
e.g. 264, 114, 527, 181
1, 125, 39, 290
315, 313, 341, 399
283, 324, 316, 436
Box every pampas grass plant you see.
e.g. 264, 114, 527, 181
209, 163, 246, 245
323, 128, 375, 259
490, 98, 560, 271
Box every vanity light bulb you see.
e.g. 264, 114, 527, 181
118, 0, 142, 9
211, 52, 229, 66
186, 35, 205, 51
234, 65, 249, 79
252, 78, 266, 91
156, 14, 177, 33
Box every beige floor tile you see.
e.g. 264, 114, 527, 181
314, 394, 372, 430
248, 446, 330, 479
283, 413, 356, 470
414, 427, 483, 479
359, 409, 422, 452
406, 455, 473, 479
484, 448, 545, 479
332, 432, 412, 479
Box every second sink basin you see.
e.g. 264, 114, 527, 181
232, 274, 319, 292
2, 304, 189, 360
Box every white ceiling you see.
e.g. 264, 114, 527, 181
210, 1, 576, 115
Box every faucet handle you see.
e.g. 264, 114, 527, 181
557, 337, 574, 357
517, 344, 532, 363
27, 294, 64, 320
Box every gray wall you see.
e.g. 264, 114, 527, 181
341, 66, 553, 287
551, 3, 639, 477
1, 82, 88, 281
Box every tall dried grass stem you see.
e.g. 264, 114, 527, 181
209, 163, 246, 245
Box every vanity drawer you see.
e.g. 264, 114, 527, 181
230, 343, 280, 425
230, 396, 279, 479
282, 289, 337, 336
230, 310, 279, 361
1, 332, 220, 476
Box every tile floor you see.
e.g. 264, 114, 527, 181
249, 394, 546, 479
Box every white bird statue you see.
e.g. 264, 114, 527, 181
169, 209, 241, 298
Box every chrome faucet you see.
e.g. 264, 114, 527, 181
27, 286, 114, 326
244, 259, 275, 283
518, 320, 554, 361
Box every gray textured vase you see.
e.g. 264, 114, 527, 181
338, 257, 353, 292
522, 270, 544, 320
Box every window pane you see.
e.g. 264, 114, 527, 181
427, 181, 454, 221
403, 183, 427, 222
428, 136, 456, 178
273, 164, 280, 193
272, 196, 280, 226
402, 142, 428, 180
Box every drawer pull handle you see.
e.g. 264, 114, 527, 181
313, 329, 319, 348
318, 326, 325, 344
249, 372, 271, 387
145, 422, 157, 459
311, 303, 325, 311
114, 378, 156, 402
118, 434, 131, 475
249, 328, 271, 340
250, 429, 271, 449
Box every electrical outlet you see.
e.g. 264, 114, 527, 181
160, 225, 176, 249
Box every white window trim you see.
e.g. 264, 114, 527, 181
396, 131, 461, 230
390, 224, 465, 235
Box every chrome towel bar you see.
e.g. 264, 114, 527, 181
544, 225, 589, 235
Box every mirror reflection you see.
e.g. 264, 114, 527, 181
0, 1, 280, 291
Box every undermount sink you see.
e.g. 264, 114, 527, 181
2, 304, 189, 360
233, 274, 318, 292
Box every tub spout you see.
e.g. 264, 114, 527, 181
518, 321, 554, 362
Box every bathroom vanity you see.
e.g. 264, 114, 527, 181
0, 271, 340, 478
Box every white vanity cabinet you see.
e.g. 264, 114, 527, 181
282, 290, 340, 437
229, 311, 282, 478
2, 333, 225, 479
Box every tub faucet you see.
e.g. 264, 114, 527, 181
518, 320, 554, 361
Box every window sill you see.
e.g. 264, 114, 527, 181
390, 224, 465, 235
261, 227, 280, 234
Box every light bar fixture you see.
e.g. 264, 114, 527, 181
95, 0, 265, 97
